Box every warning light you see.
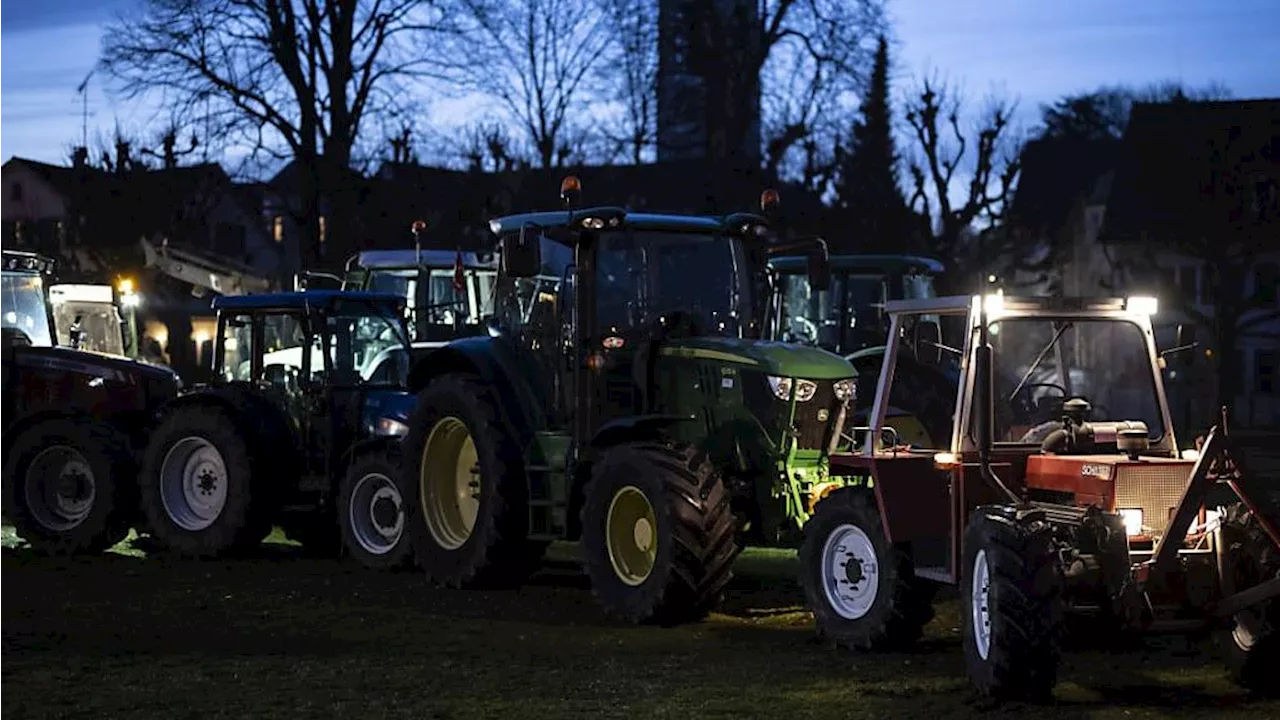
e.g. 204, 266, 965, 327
586, 353, 606, 371
411, 220, 427, 234
760, 188, 780, 212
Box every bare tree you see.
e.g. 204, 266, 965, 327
596, 0, 659, 164
904, 77, 1026, 290
100, 0, 453, 266
447, 0, 612, 168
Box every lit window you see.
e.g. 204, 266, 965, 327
319, 216, 327, 245
272, 216, 283, 243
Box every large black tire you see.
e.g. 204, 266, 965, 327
580, 441, 741, 625
3, 419, 133, 554
139, 405, 265, 558
800, 487, 936, 650
401, 373, 541, 586
962, 505, 1063, 702
1218, 503, 1280, 694
339, 450, 413, 570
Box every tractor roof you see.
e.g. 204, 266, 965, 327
2, 250, 55, 275
212, 290, 405, 312
348, 249, 497, 271
769, 254, 945, 274
488, 209, 746, 236
883, 295, 1141, 316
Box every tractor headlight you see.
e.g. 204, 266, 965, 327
376, 417, 409, 437
833, 378, 856, 402
767, 375, 817, 402
1118, 508, 1143, 537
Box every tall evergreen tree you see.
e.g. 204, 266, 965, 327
834, 36, 912, 254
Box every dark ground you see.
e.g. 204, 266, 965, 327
2, 528, 1277, 720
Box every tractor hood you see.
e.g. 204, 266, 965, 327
19, 344, 182, 388
660, 337, 854, 380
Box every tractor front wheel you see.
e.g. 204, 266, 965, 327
402, 373, 541, 586
962, 506, 1063, 702
339, 451, 412, 570
1218, 503, 1280, 694
580, 441, 740, 625
800, 487, 935, 650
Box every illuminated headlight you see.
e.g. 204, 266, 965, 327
581, 216, 606, 229
767, 375, 817, 402
833, 378, 857, 402
376, 417, 409, 437
1118, 508, 1143, 537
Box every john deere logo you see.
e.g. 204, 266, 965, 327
817, 409, 830, 422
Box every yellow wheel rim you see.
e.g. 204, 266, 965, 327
605, 485, 658, 586
420, 416, 480, 550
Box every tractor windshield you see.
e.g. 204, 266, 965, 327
984, 317, 1165, 442
1, 271, 53, 346
323, 299, 412, 386
362, 267, 497, 341
597, 230, 751, 336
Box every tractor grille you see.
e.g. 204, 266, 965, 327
793, 380, 838, 450
1113, 463, 1193, 537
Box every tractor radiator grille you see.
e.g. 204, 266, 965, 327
1113, 464, 1192, 536
792, 381, 838, 451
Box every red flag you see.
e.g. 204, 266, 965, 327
453, 249, 466, 292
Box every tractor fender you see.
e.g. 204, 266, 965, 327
339, 436, 401, 476
589, 414, 698, 450
405, 336, 548, 447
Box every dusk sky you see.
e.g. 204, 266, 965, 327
3, 0, 1279, 170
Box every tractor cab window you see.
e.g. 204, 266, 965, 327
1, 272, 53, 347
221, 314, 256, 382
594, 230, 749, 337
322, 300, 409, 386
254, 313, 309, 393
980, 318, 1163, 444
903, 271, 937, 300
775, 272, 888, 354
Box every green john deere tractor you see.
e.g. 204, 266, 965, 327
400, 178, 859, 624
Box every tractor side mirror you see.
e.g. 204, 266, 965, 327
914, 319, 942, 365
503, 224, 542, 278
807, 251, 831, 292
1160, 323, 1200, 369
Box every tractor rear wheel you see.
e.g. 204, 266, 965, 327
402, 373, 541, 586
962, 505, 1063, 702
139, 406, 264, 558
1218, 503, 1280, 694
339, 451, 412, 570
580, 441, 740, 625
3, 419, 133, 555
800, 487, 936, 650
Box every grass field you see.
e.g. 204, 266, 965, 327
3, 527, 1277, 720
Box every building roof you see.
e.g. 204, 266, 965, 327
1100, 98, 1280, 244
1008, 135, 1120, 232
212, 290, 404, 312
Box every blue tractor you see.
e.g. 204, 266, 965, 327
136, 290, 417, 568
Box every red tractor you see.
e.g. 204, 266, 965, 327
801, 293, 1280, 700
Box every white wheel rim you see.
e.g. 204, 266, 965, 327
23, 445, 96, 531
160, 436, 229, 531
349, 472, 404, 555
820, 523, 880, 620
972, 548, 992, 660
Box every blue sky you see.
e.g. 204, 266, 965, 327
3, 0, 1279, 170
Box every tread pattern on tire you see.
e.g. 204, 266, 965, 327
581, 441, 741, 626
800, 487, 936, 651
138, 405, 263, 558
403, 373, 541, 587
1219, 502, 1280, 693
963, 505, 1063, 702
3, 419, 133, 555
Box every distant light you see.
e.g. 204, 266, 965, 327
1180, 448, 1200, 461
120, 292, 141, 308
983, 290, 1004, 315
194, 331, 210, 345
118, 278, 134, 294
1119, 508, 1143, 537
933, 452, 960, 470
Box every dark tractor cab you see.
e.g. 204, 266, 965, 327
136, 290, 416, 568
2, 250, 184, 555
